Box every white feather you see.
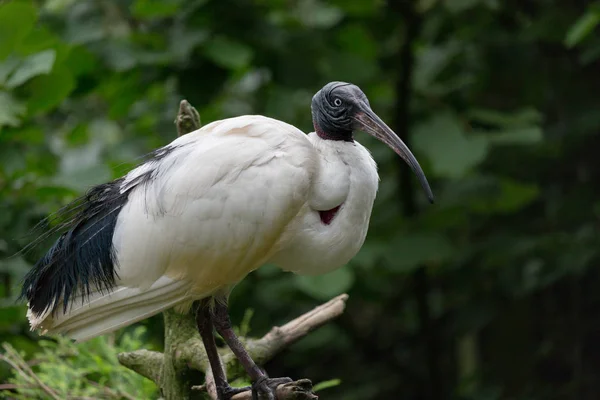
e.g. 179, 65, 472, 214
35, 277, 191, 342
28, 115, 381, 340
270, 132, 379, 275
29, 116, 318, 340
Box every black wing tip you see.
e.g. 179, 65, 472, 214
21, 178, 128, 316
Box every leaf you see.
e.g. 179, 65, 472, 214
385, 233, 455, 272
43, 0, 79, 13
203, 37, 253, 69
5, 49, 56, 88
296, 0, 343, 28
318, 51, 378, 83
0, 2, 37, 60
53, 164, 112, 191
169, 26, 208, 62
0, 56, 20, 84
444, 0, 481, 13
0, 91, 25, 128
565, 8, 600, 48
64, 46, 97, 76
295, 267, 354, 300
336, 25, 377, 60
17, 26, 62, 55
488, 127, 543, 145
132, 0, 183, 18
329, 0, 378, 16
469, 179, 539, 214
313, 379, 342, 392
414, 44, 461, 91
468, 108, 542, 128
0, 255, 30, 282
417, 0, 439, 13
413, 113, 489, 179
26, 65, 75, 113
350, 241, 389, 269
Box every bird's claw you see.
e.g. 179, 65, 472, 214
251, 376, 293, 400
217, 384, 251, 400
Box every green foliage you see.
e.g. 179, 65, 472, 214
296, 268, 355, 300
565, 3, 600, 47
0, 327, 157, 399
312, 378, 342, 392
0, 0, 599, 399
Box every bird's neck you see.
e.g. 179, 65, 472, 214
313, 120, 354, 143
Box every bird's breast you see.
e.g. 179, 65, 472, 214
270, 133, 379, 276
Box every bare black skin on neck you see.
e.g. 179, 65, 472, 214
311, 81, 370, 142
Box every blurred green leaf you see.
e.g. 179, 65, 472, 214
414, 44, 460, 92
296, 0, 343, 28
0, 2, 37, 60
5, 50, 56, 88
329, 0, 378, 16
0, 91, 25, 128
336, 25, 377, 60
0, 306, 26, 330
386, 233, 455, 272
295, 267, 354, 300
26, 65, 75, 113
565, 7, 600, 48
313, 378, 342, 392
2, 329, 157, 399
0, 256, 30, 296
204, 37, 253, 70
470, 179, 540, 214
468, 108, 542, 128
444, 0, 481, 12
0, 56, 20, 84
413, 113, 489, 179
64, 46, 97, 76
417, 0, 439, 13
132, 0, 183, 18
488, 127, 543, 145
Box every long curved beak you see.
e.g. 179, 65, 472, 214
353, 104, 434, 204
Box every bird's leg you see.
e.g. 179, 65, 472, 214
196, 299, 250, 400
212, 298, 293, 400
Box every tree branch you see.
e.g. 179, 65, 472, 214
120, 294, 348, 398
175, 100, 201, 136
117, 350, 163, 383
246, 294, 349, 366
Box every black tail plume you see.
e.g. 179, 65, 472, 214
20, 178, 130, 316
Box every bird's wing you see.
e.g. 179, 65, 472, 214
24, 115, 316, 341
113, 115, 317, 294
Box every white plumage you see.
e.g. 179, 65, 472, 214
28, 115, 379, 341
23, 82, 433, 362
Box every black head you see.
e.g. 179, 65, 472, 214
311, 81, 434, 203
311, 82, 369, 142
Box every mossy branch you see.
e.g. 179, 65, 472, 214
118, 295, 348, 399
118, 100, 349, 399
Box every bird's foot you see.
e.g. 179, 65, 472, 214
252, 377, 317, 400
217, 384, 251, 400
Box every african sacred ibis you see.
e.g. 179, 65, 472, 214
21, 82, 433, 399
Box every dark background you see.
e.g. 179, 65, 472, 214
1, 0, 600, 399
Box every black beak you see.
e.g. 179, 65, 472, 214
353, 103, 434, 204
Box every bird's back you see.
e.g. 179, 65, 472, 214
23, 115, 317, 340
114, 116, 318, 291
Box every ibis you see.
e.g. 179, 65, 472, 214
21, 82, 433, 399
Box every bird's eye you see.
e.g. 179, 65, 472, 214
333, 98, 342, 107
